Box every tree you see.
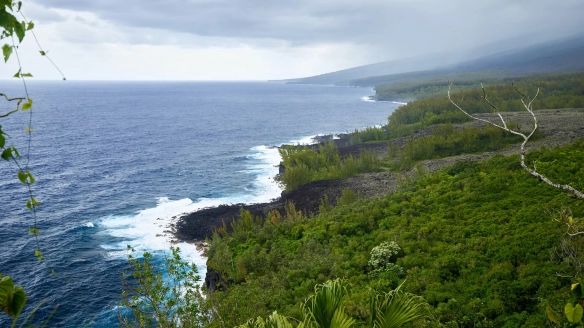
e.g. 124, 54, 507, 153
447, 83, 584, 199
119, 246, 208, 328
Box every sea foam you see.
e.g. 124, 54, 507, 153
98, 143, 286, 280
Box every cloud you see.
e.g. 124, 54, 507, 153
31, 0, 584, 49
12, 0, 584, 80
10, 8, 378, 81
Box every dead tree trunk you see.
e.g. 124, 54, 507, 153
447, 83, 584, 200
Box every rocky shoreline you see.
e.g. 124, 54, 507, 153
173, 108, 584, 243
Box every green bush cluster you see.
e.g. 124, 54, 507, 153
282, 72, 584, 191
344, 72, 584, 143
119, 246, 206, 327
205, 140, 584, 327
279, 142, 381, 191
376, 80, 486, 101
349, 126, 389, 145
385, 72, 584, 139
386, 123, 528, 170
368, 241, 405, 281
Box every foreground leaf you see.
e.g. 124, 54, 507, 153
21, 98, 32, 110
1, 147, 13, 161
546, 304, 560, 325
14, 20, 25, 42
2, 43, 11, 62
565, 303, 583, 323
370, 282, 428, 328
304, 279, 352, 328
0, 276, 27, 318
17, 170, 27, 183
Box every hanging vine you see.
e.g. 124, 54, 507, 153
1, 0, 65, 322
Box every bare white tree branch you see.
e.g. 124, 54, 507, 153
447, 83, 584, 200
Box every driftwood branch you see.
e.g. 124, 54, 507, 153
447, 83, 584, 200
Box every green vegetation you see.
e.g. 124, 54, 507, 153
384, 72, 584, 139
276, 72, 584, 191
367, 242, 404, 280
350, 71, 512, 89
550, 280, 584, 326
375, 79, 492, 102
279, 142, 381, 191
239, 279, 429, 328
2, 1, 42, 325
2, 1, 68, 324
155, 71, 584, 327
340, 72, 584, 176
205, 140, 584, 327
349, 127, 390, 145
119, 246, 208, 327
285, 121, 529, 186
0, 275, 26, 319
379, 71, 584, 101
387, 123, 529, 170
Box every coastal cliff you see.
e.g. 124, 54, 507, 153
175, 108, 584, 243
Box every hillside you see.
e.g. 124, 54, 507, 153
284, 35, 584, 87
274, 52, 460, 85
272, 37, 540, 85
176, 108, 584, 243
174, 72, 584, 327
193, 117, 584, 327
351, 36, 584, 88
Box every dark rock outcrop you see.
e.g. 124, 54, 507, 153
204, 267, 226, 292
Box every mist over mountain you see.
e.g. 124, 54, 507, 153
282, 34, 584, 87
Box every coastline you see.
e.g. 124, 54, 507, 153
362, 95, 408, 105
170, 107, 584, 291
173, 108, 584, 244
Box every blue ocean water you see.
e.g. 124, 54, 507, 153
0, 81, 400, 327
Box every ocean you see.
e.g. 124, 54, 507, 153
0, 81, 400, 327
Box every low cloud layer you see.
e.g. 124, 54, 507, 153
35, 0, 584, 49
15, 0, 584, 79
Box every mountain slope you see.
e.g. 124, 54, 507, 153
276, 52, 460, 85
285, 35, 584, 87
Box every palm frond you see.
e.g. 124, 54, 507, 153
330, 307, 356, 328
303, 279, 353, 328
370, 282, 428, 328
238, 311, 295, 328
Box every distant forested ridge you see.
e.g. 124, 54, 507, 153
376, 71, 584, 102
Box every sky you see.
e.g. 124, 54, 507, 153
4, 0, 584, 80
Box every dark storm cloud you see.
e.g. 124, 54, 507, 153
33, 0, 584, 55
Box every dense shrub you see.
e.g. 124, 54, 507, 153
279, 142, 381, 191
206, 141, 584, 327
